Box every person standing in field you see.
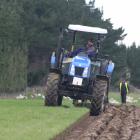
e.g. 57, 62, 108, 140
119, 79, 129, 103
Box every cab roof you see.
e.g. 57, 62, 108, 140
68, 24, 107, 34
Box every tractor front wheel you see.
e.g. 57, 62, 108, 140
90, 79, 107, 116
44, 73, 63, 106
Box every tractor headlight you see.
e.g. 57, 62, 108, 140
70, 65, 75, 76
83, 67, 88, 77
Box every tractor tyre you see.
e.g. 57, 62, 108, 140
104, 81, 109, 104
90, 79, 107, 116
44, 73, 63, 106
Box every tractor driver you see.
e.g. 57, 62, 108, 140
86, 39, 96, 57
65, 39, 96, 58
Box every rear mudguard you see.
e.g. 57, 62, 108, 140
96, 75, 109, 82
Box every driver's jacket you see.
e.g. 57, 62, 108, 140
69, 47, 96, 57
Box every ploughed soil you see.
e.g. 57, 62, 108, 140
53, 104, 140, 140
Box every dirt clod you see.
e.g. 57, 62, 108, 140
53, 104, 140, 140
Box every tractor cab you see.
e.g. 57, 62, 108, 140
63, 24, 107, 59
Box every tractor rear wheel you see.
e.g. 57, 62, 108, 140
90, 79, 107, 116
44, 73, 63, 106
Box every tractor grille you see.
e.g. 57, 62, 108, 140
75, 66, 84, 76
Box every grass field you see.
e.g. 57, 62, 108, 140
0, 99, 88, 140
0, 92, 140, 140
109, 92, 140, 106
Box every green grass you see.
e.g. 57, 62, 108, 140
109, 92, 140, 106
109, 92, 121, 102
126, 92, 140, 106
0, 99, 88, 140
1, 92, 140, 140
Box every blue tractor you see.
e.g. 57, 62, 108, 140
44, 24, 114, 116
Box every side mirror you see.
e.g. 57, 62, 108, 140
100, 35, 106, 41
64, 28, 69, 33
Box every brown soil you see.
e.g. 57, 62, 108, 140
53, 104, 140, 140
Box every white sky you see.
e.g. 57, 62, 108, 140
86, 0, 140, 46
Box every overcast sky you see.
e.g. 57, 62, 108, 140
86, 0, 140, 46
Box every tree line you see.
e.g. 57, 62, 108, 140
0, 0, 139, 92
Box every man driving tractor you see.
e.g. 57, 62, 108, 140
86, 38, 96, 57
66, 38, 96, 58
